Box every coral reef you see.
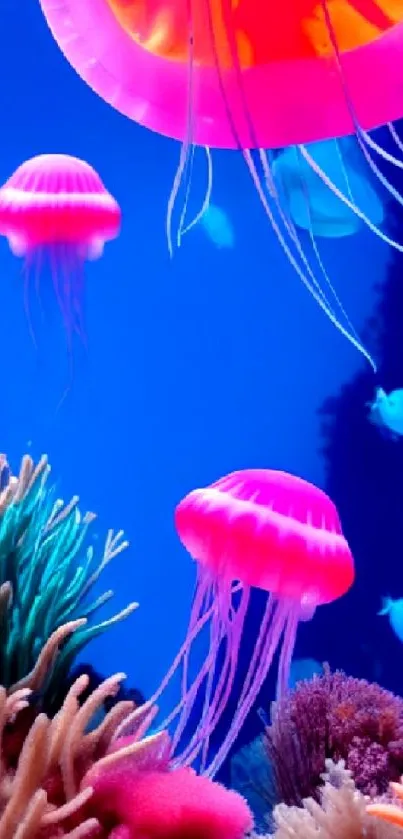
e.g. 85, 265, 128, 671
0, 669, 253, 838
65, 664, 145, 715
230, 735, 276, 833
0, 453, 137, 712
89, 761, 253, 839
0, 452, 254, 837
266, 667, 403, 805
0, 670, 167, 838
268, 759, 402, 839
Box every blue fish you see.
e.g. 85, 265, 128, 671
368, 387, 403, 440
200, 204, 235, 249
379, 596, 403, 643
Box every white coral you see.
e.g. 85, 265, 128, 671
253, 760, 403, 839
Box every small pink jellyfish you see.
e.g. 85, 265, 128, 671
148, 468, 354, 778
0, 153, 121, 342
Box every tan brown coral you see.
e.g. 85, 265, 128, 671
0, 672, 168, 839
270, 760, 403, 839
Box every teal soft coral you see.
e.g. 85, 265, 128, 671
0, 453, 137, 710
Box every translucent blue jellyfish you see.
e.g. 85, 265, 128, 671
200, 204, 235, 249
272, 138, 384, 239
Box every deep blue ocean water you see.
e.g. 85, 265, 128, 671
1, 0, 402, 768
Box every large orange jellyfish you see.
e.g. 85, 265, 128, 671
135, 469, 354, 778
0, 154, 121, 345
38, 0, 403, 369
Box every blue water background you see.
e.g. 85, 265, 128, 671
0, 0, 395, 736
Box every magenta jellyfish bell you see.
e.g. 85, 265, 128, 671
0, 153, 121, 343
145, 468, 354, 778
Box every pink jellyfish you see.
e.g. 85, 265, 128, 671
146, 468, 354, 778
0, 154, 121, 343
38, 0, 403, 371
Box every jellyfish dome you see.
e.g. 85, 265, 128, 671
0, 154, 120, 341
38, 0, 403, 371
147, 469, 354, 778
39, 0, 403, 149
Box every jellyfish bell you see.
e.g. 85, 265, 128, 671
141, 468, 354, 778
38, 0, 403, 147
273, 139, 384, 238
38, 0, 403, 371
0, 153, 121, 344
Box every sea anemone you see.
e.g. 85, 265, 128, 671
266, 667, 403, 804
87, 762, 253, 839
0, 453, 137, 712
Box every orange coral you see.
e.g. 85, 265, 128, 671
367, 776, 403, 828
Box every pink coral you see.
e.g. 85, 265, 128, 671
266, 667, 403, 804
88, 765, 253, 839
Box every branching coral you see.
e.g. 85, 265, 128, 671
266, 667, 403, 805
269, 759, 403, 839
0, 671, 253, 839
0, 671, 166, 838
0, 453, 137, 711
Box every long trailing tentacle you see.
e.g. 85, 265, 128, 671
179, 146, 213, 239
260, 146, 364, 346
203, 0, 376, 369
319, 0, 403, 230
166, 0, 197, 256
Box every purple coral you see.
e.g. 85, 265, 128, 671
265, 667, 403, 804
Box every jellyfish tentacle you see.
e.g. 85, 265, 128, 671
388, 123, 403, 155
276, 605, 301, 699
206, 597, 291, 778
178, 581, 250, 770
165, 616, 220, 737
198, 583, 250, 771
180, 146, 214, 237
299, 144, 403, 252
320, 0, 403, 212
166, 0, 196, 256
205, 0, 374, 369
168, 576, 217, 745
355, 129, 403, 207
281, 143, 364, 348
180, 589, 274, 772
151, 601, 215, 712
260, 148, 364, 347
170, 587, 224, 756
244, 149, 377, 371
177, 144, 197, 248
22, 252, 38, 351
166, 140, 191, 258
